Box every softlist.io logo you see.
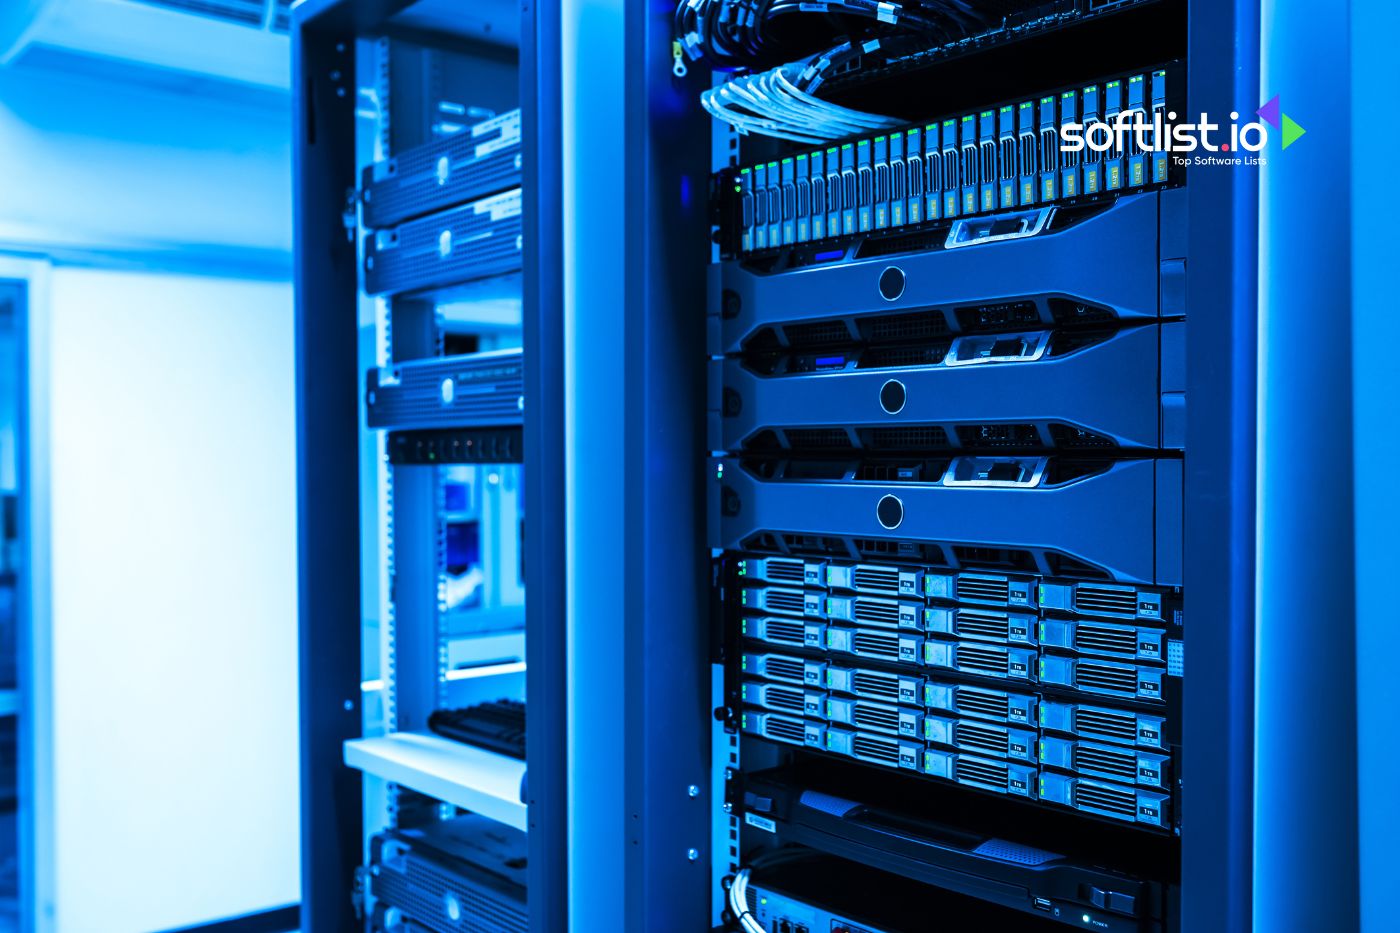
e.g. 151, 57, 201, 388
1059, 94, 1305, 167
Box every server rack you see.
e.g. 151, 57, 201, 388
293, 2, 565, 932
560, 0, 1258, 930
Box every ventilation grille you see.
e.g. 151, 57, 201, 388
853, 704, 901, 734
784, 428, 853, 449
1074, 745, 1137, 783
852, 566, 900, 592
758, 618, 806, 645
865, 426, 952, 450
852, 734, 900, 766
1074, 707, 1138, 744
971, 839, 1060, 866
1074, 781, 1136, 819
955, 721, 1008, 756
388, 852, 528, 933
864, 311, 951, 342
1049, 424, 1118, 449
956, 687, 1009, 721
956, 423, 1042, 448
952, 545, 1037, 572
956, 644, 1008, 676
761, 558, 806, 583
1075, 622, 1138, 656
1075, 661, 1138, 695
1074, 585, 1139, 615
762, 715, 806, 744
1048, 297, 1117, 325
955, 300, 1039, 333
852, 671, 901, 702
784, 320, 851, 347
958, 575, 1009, 604
853, 599, 900, 626
763, 685, 806, 714
762, 588, 806, 614
762, 656, 805, 683
860, 345, 950, 369
956, 609, 1009, 641
956, 756, 1008, 789
852, 630, 901, 660
781, 533, 847, 556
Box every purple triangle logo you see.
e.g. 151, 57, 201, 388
1257, 95, 1281, 130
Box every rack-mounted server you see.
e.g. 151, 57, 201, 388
368, 814, 528, 933
362, 109, 522, 229
364, 188, 523, 297
741, 774, 1165, 931
730, 549, 1181, 831
366, 349, 525, 432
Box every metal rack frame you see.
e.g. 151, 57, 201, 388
293, 2, 566, 931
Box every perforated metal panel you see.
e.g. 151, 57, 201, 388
971, 839, 1061, 866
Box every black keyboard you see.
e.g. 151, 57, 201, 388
429, 699, 526, 760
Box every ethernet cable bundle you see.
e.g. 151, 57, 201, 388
676, 0, 989, 142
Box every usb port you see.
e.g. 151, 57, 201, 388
777, 922, 791, 933
1033, 897, 1052, 912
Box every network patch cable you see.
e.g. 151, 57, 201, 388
719, 65, 1180, 257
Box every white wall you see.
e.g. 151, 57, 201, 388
0, 44, 299, 933
0, 54, 291, 265
43, 267, 298, 933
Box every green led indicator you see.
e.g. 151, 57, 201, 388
1130, 75, 1143, 82
943, 119, 955, 127
827, 147, 837, 154
907, 129, 917, 136
962, 114, 974, 122
1020, 101, 1032, 109
1107, 80, 1120, 88
980, 110, 993, 118
926, 123, 937, 131
781, 157, 792, 164
740, 167, 751, 174
1000, 106, 1012, 113
841, 143, 853, 149
875, 135, 886, 142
